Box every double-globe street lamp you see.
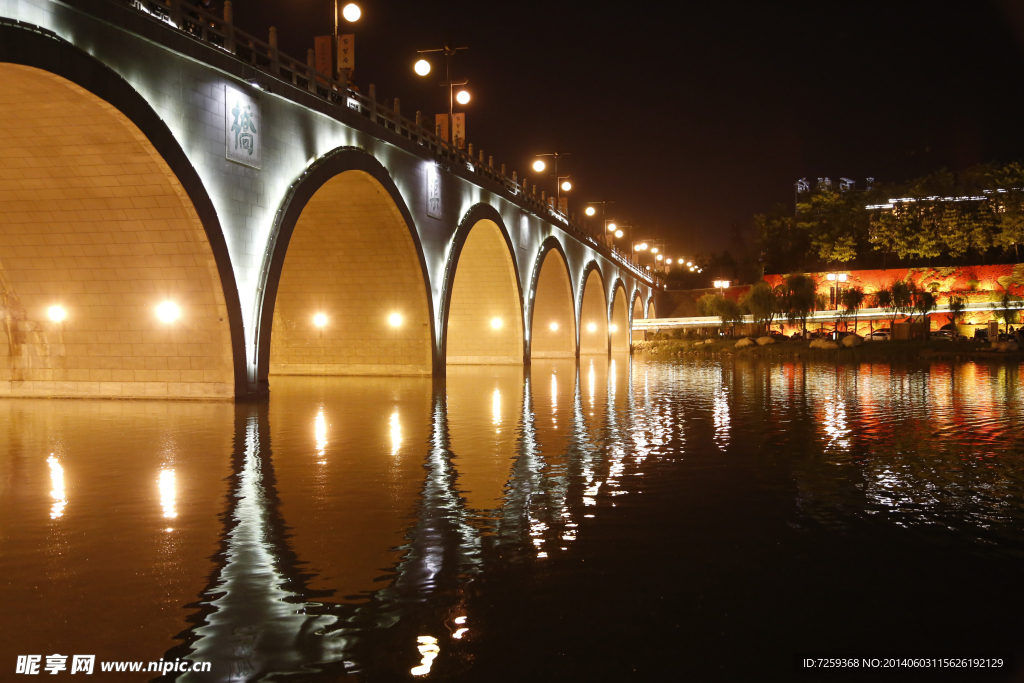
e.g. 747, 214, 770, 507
414, 45, 470, 148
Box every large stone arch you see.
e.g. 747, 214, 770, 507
610, 280, 630, 353
578, 261, 608, 356
0, 28, 245, 398
442, 205, 524, 365
631, 290, 644, 324
527, 237, 576, 360
256, 149, 434, 386
647, 298, 657, 319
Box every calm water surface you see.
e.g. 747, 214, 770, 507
2, 358, 1024, 681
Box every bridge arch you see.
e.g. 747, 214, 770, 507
527, 237, 576, 360
610, 280, 630, 353
256, 148, 434, 387
0, 26, 245, 398
647, 298, 657, 319
442, 205, 524, 366
631, 289, 644, 325
578, 261, 608, 356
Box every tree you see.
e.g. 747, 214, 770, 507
947, 293, 967, 329
874, 286, 896, 331
891, 280, 916, 323
784, 274, 817, 336
994, 290, 1023, 333
740, 281, 779, 331
839, 287, 866, 334
696, 293, 720, 317
754, 205, 804, 274
796, 188, 867, 264
913, 289, 936, 324
716, 298, 743, 333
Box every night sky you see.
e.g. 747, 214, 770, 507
235, 1, 1024, 257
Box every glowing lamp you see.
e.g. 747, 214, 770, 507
156, 301, 180, 323
456, 90, 471, 105
414, 59, 431, 76
549, 322, 559, 331
561, 180, 572, 192
490, 317, 502, 329
610, 324, 618, 332
656, 254, 664, 261
838, 274, 848, 282
607, 222, 617, 232
585, 206, 596, 216
47, 305, 66, 322
651, 247, 659, 254
587, 322, 597, 332
342, 3, 361, 21
827, 273, 837, 281
615, 230, 623, 238
666, 259, 673, 265
313, 313, 328, 327
532, 159, 546, 172
388, 313, 403, 327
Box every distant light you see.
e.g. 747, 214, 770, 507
607, 222, 617, 232
456, 90, 471, 105
686, 261, 692, 266
610, 324, 618, 332
156, 301, 180, 323
453, 628, 468, 639
47, 305, 66, 322
342, 2, 361, 21
533, 159, 546, 172
827, 273, 837, 281
414, 59, 431, 76
585, 206, 596, 216
561, 180, 572, 192
666, 259, 673, 265
549, 322, 559, 331
388, 313, 403, 327
491, 317, 502, 329
615, 230, 623, 238
656, 254, 664, 261
587, 322, 597, 332
651, 247, 659, 254
640, 242, 648, 250
838, 273, 848, 282
314, 313, 328, 327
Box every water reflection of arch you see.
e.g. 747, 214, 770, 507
441, 205, 525, 369
255, 148, 435, 392
526, 237, 578, 360
578, 260, 609, 356
0, 25, 246, 398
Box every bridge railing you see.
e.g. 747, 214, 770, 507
124, 0, 658, 286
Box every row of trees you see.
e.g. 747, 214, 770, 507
755, 163, 1024, 275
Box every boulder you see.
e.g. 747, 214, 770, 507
841, 334, 863, 348
809, 339, 840, 350
735, 337, 756, 348
704, 339, 715, 345
756, 336, 776, 346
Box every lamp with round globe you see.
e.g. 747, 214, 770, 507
456, 90, 470, 105
414, 59, 430, 76
585, 206, 596, 217
341, 2, 360, 21
415, 43, 469, 148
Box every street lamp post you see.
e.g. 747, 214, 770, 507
532, 152, 570, 207
415, 44, 469, 148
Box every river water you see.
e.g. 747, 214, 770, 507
2, 358, 1023, 681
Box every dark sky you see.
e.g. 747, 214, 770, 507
236, 1, 1024, 257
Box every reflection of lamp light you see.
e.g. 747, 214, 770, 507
47, 455, 66, 519
411, 636, 440, 677
390, 411, 402, 455
158, 469, 177, 519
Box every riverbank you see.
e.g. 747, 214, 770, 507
632, 337, 1024, 361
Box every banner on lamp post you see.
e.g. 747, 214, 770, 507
452, 113, 465, 149
314, 36, 334, 85
337, 34, 354, 71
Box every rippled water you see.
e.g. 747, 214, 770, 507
2, 358, 1024, 681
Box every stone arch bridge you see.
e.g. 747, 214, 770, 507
0, 0, 657, 399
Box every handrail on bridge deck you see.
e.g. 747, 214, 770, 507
115, 0, 659, 286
